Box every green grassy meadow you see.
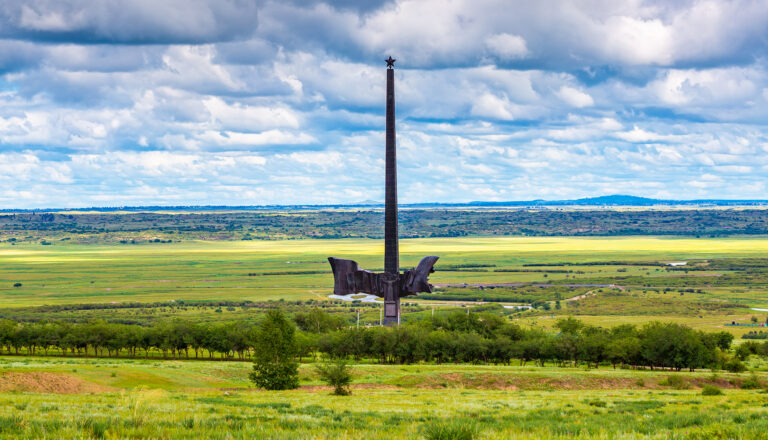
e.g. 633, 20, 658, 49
3, 235, 768, 438
1, 357, 768, 439
2, 236, 767, 332
3, 236, 768, 306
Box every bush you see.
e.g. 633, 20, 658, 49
12, 283, 21, 288
701, 385, 723, 396
659, 375, 690, 390
724, 358, 747, 373
422, 420, 477, 440
735, 344, 755, 360
315, 359, 353, 396
740, 374, 762, 390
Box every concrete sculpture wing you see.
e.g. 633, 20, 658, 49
401, 255, 439, 296
328, 257, 359, 295
328, 257, 383, 296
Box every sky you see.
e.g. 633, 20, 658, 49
1, 0, 768, 208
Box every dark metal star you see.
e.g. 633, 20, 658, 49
385, 56, 396, 68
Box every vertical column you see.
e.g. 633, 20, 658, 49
383, 65, 399, 326
384, 67, 399, 275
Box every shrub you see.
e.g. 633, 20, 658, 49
740, 374, 762, 390
659, 375, 690, 390
12, 283, 21, 288
724, 358, 747, 373
422, 420, 477, 440
315, 359, 353, 396
701, 385, 724, 396
735, 344, 754, 361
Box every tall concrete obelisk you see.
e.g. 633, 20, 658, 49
327, 57, 438, 327
382, 55, 400, 325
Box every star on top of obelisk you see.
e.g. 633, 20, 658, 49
385, 56, 396, 69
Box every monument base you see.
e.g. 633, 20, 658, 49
327, 256, 438, 326
382, 273, 399, 326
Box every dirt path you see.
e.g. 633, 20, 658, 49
564, 289, 597, 302
564, 284, 624, 302
435, 283, 623, 289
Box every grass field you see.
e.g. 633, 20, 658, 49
2, 236, 768, 438
3, 236, 768, 306
2, 236, 767, 334
0, 357, 767, 439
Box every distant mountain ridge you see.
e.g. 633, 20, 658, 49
3, 195, 768, 212
471, 195, 768, 207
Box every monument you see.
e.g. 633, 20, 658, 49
328, 56, 439, 325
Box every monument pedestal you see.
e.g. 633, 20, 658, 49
382, 273, 400, 326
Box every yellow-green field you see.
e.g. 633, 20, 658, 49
2, 236, 768, 306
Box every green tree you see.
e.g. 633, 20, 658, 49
249, 310, 299, 390
315, 359, 353, 395
294, 308, 345, 333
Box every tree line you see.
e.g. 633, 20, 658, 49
5, 208, 768, 245
311, 313, 743, 371
0, 311, 762, 371
0, 319, 256, 359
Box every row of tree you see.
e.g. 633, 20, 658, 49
313, 314, 740, 371
0, 319, 256, 359
0, 311, 758, 371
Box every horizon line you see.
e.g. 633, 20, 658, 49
4, 195, 768, 212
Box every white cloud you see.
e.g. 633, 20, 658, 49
556, 86, 594, 108
203, 97, 300, 131
19, 5, 83, 32
470, 93, 516, 120
651, 67, 762, 106
615, 126, 670, 143
0, 1, 768, 206
600, 15, 674, 65
485, 33, 529, 60
197, 129, 316, 147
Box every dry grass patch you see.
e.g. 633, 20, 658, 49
0, 372, 110, 394
392, 371, 758, 391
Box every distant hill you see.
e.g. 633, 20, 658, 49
2, 195, 768, 212
410, 195, 768, 208
569, 195, 663, 205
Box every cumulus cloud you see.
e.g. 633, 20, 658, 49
470, 93, 517, 120
484, 33, 529, 60
1, 0, 260, 44
555, 86, 594, 108
0, 0, 767, 207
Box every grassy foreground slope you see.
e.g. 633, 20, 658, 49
0, 358, 767, 439
2, 236, 768, 307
